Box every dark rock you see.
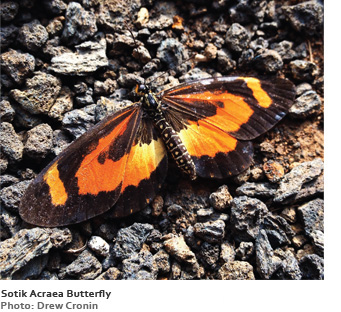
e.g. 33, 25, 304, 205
283, 1, 324, 36
238, 48, 254, 68
0, 49, 35, 85
147, 30, 168, 45
51, 38, 108, 75
236, 182, 277, 198
225, 23, 251, 53
122, 248, 157, 280
0, 207, 21, 239
274, 159, 323, 204
0, 174, 19, 187
0, 153, 9, 172
218, 261, 255, 280
18, 20, 49, 52
0, 100, 15, 122
10, 72, 61, 115
0, 122, 24, 163
75, 88, 94, 107
65, 249, 102, 280
300, 254, 324, 280
95, 97, 132, 122
263, 214, 294, 248
113, 223, 154, 260
94, 78, 117, 95
156, 38, 189, 73
42, 0, 67, 15
231, 196, 268, 241
0, 1, 19, 22
52, 129, 72, 156
23, 123, 53, 159
48, 228, 72, 249
62, 104, 96, 139
0, 228, 60, 279
117, 73, 144, 88
289, 90, 322, 118
0, 180, 31, 213
132, 46, 152, 64
270, 40, 296, 62
250, 37, 268, 53
217, 48, 236, 73
236, 242, 254, 261
40, 270, 59, 280
193, 220, 225, 243
298, 198, 324, 255
255, 230, 282, 279
198, 242, 220, 268
0, 25, 18, 49
274, 248, 302, 280
62, 2, 97, 46
153, 249, 171, 274
95, 267, 121, 280
209, 185, 233, 211
220, 241, 236, 263
289, 60, 319, 81
13, 254, 49, 280
254, 49, 283, 73
179, 68, 211, 83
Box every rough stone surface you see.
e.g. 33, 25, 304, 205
0, 100, 15, 122
209, 185, 233, 211
88, 236, 110, 257
225, 23, 251, 53
0, 122, 24, 163
23, 124, 53, 159
236, 182, 277, 198
300, 254, 324, 280
51, 39, 108, 76
0, 49, 35, 85
48, 86, 73, 120
218, 261, 255, 280
193, 220, 225, 243
95, 267, 121, 280
18, 20, 49, 52
10, 72, 61, 115
290, 60, 319, 81
289, 90, 322, 118
254, 49, 283, 73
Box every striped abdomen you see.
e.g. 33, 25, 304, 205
153, 113, 196, 180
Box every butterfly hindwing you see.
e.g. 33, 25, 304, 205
19, 105, 167, 226
162, 76, 295, 178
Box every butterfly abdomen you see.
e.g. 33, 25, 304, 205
153, 113, 197, 180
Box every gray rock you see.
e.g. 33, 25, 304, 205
217, 48, 236, 73
117, 73, 144, 88
48, 228, 72, 249
0, 122, 24, 162
296, 82, 313, 96
0, 100, 15, 122
23, 124, 53, 159
51, 38, 108, 75
198, 242, 220, 269
238, 48, 254, 69
250, 37, 268, 53
9, 103, 42, 129
39, 270, 59, 280
263, 214, 294, 248
95, 267, 121, 280
274, 248, 302, 280
75, 88, 93, 107
62, 2, 97, 46
298, 198, 324, 254
0, 174, 19, 187
256, 230, 282, 279
0, 1, 19, 22
62, 104, 96, 139
254, 49, 283, 73
289, 60, 319, 81
225, 23, 251, 53
220, 241, 236, 263
209, 185, 233, 211
93, 78, 117, 96
179, 68, 211, 83
113, 223, 154, 260
274, 159, 323, 203
193, 220, 225, 243
163, 234, 197, 266
231, 196, 268, 241
52, 129, 72, 156
48, 86, 73, 121
289, 90, 322, 118
65, 250, 102, 280
153, 249, 171, 274
0, 49, 35, 85
299, 254, 324, 280
42, 0, 67, 15
18, 20, 49, 52
88, 236, 110, 257
236, 242, 254, 261
283, 1, 324, 36
0, 25, 18, 49
156, 38, 189, 73
236, 182, 277, 198
147, 30, 168, 45
0, 153, 8, 172
270, 40, 296, 61
10, 72, 61, 115
132, 45, 152, 64
122, 248, 157, 280
0, 207, 21, 239
0, 228, 68, 279
218, 261, 255, 280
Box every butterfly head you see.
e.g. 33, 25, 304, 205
136, 84, 161, 111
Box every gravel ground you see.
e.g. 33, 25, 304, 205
0, 0, 324, 280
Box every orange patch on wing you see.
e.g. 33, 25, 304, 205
241, 77, 272, 108
44, 162, 68, 206
179, 120, 237, 158
170, 91, 254, 132
75, 114, 133, 196
121, 136, 166, 191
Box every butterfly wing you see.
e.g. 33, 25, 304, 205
19, 105, 168, 226
161, 76, 295, 178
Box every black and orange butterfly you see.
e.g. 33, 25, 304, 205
19, 76, 295, 227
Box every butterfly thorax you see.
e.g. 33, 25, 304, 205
138, 86, 197, 180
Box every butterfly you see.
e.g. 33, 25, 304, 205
19, 76, 296, 227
